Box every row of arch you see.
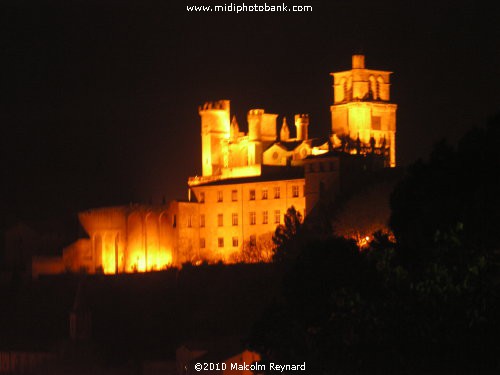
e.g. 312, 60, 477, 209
91, 209, 175, 274
338, 75, 385, 101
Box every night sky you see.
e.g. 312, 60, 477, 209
2, 0, 499, 227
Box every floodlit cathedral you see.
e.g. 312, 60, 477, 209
32, 55, 397, 277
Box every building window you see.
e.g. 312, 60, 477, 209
199, 192, 205, 203
232, 213, 238, 226
218, 237, 224, 247
263, 211, 268, 224
292, 185, 299, 198
250, 211, 256, 225
173, 215, 176, 228
200, 238, 206, 248
200, 214, 205, 228
274, 187, 280, 199
274, 210, 281, 224
262, 189, 268, 200
187, 216, 192, 228
218, 214, 223, 227
231, 189, 238, 201
249, 189, 256, 200
232, 237, 239, 247
217, 191, 223, 202
249, 235, 256, 247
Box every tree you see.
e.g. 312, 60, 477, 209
272, 206, 302, 263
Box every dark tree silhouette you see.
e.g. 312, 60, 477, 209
272, 206, 303, 263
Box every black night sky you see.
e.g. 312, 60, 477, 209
2, 0, 499, 227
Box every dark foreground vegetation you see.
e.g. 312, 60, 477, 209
249, 114, 500, 374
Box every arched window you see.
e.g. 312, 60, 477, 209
339, 77, 346, 102
377, 76, 384, 100
369, 75, 376, 99
347, 76, 353, 101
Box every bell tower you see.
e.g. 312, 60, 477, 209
199, 100, 231, 176
330, 55, 397, 167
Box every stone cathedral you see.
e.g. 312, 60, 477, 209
32, 55, 397, 277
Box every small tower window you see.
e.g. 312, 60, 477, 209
250, 212, 256, 225
274, 210, 281, 224
274, 187, 281, 199
262, 189, 268, 200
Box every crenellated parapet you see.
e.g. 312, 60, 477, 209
198, 100, 230, 113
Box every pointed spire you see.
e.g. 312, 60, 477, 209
280, 117, 290, 141
230, 116, 239, 140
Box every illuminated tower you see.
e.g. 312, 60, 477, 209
294, 114, 309, 141
330, 55, 397, 167
199, 100, 231, 176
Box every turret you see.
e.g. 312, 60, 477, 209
230, 116, 239, 141
199, 100, 231, 176
280, 117, 290, 141
294, 114, 309, 141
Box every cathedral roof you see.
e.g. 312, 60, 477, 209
275, 140, 303, 151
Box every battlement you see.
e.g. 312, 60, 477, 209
199, 100, 230, 113
248, 109, 265, 116
294, 114, 309, 121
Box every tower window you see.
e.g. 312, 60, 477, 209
274, 187, 280, 199
249, 235, 256, 247
250, 211, 256, 225
262, 189, 268, 200
274, 210, 281, 224
218, 214, 223, 227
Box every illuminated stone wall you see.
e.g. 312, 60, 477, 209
64, 205, 175, 274
190, 176, 305, 262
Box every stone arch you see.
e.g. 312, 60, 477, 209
93, 233, 103, 272
346, 76, 353, 100
369, 75, 377, 99
338, 77, 346, 102
376, 76, 384, 100
145, 211, 161, 271
159, 210, 174, 267
127, 211, 144, 272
